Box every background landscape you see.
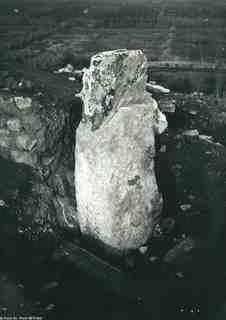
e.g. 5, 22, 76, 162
1, 0, 226, 72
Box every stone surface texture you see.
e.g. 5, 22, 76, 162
75, 49, 167, 253
0, 91, 79, 234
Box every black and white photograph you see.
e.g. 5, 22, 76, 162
0, 0, 226, 319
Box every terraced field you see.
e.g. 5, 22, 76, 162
1, 0, 226, 74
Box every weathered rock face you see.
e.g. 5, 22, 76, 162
0, 91, 79, 235
75, 49, 167, 253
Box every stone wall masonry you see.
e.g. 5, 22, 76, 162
0, 91, 79, 236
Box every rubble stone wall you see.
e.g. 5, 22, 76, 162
0, 91, 79, 236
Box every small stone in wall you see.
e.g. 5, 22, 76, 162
16, 134, 37, 151
0, 129, 11, 148
159, 145, 167, 153
11, 150, 37, 167
0, 137, 11, 149
180, 204, 192, 212
0, 96, 5, 104
182, 129, 199, 137
7, 118, 21, 132
22, 114, 42, 132
0, 129, 10, 136
146, 82, 170, 94
45, 304, 55, 311
149, 256, 158, 262
14, 97, 32, 110
139, 246, 148, 255
0, 118, 7, 128
0, 200, 6, 207
189, 110, 198, 115
41, 156, 54, 166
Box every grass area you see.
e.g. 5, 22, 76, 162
1, 0, 226, 74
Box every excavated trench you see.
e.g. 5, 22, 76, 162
0, 70, 226, 319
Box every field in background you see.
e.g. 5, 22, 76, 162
1, 0, 226, 94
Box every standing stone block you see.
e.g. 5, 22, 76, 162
75, 49, 167, 254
